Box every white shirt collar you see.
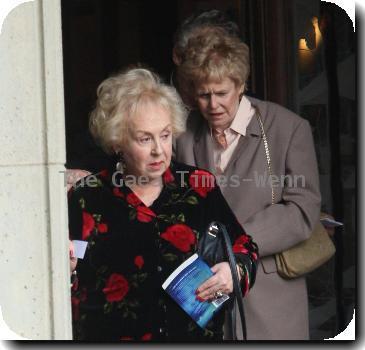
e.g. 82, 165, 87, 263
229, 95, 255, 136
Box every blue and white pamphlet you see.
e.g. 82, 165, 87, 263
162, 253, 229, 328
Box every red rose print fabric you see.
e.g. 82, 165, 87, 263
161, 224, 196, 253
68, 162, 258, 341
82, 211, 95, 240
232, 235, 249, 254
141, 333, 152, 341
188, 170, 215, 198
134, 255, 144, 269
113, 187, 124, 198
126, 193, 142, 207
136, 206, 156, 223
163, 167, 175, 184
97, 223, 108, 233
102, 273, 129, 302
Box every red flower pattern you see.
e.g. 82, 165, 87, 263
102, 273, 129, 302
161, 224, 196, 253
136, 206, 156, 223
97, 223, 108, 233
71, 289, 87, 320
141, 333, 152, 341
233, 245, 248, 255
134, 255, 144, 269
232, 235, 250, 254
71, 296, 81, 320
234, 235, 250, 245
71, 277, 79, 291
69, 165, 258, 340
113, 187, 124, 198
99, 169, 109, 179
163, 167, 174, 183
82, 211, 95, 240
126, 193, 142, 207
188, 170, 215, 198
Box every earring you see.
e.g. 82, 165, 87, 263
116, 152, 127, 174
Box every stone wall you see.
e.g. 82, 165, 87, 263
0, 1, 72, 340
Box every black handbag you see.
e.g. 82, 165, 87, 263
197, 221, 247, 340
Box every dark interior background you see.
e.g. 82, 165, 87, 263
61, 0, 356, 339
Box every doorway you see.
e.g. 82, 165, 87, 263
61, 0, 355, 339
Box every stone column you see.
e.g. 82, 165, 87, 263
0, 0, 72, 340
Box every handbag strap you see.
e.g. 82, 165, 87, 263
254, 109, 275, 205
213, 222, 247, 340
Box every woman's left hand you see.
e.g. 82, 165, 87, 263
69, 240, 78, 274
66, 169, 91, 191
195, 262, 233, 301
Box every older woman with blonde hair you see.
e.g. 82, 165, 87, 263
68, 67, 258, 341
175, 27, 321, 340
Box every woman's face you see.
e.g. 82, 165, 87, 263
194, 77, 244, 131
120, 102, 173, 184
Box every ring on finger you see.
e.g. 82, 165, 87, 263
214, 290, 223, 299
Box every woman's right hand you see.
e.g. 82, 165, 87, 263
69, 240, 78, 274
195, 262, 233, 301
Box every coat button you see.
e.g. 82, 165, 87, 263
157, 266, 162, 272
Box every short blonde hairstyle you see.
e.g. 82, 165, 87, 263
177, 27, 250, 104
89, 67, 187, 155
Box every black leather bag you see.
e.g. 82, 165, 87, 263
197, 221, 247, 340
198, 222, 225, 266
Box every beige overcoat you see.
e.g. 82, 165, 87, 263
174, 97, 321, 340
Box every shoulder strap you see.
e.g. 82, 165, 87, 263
254, 109, 275, 205
212, 222, 247, 340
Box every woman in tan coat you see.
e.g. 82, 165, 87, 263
174, 27, 321, 340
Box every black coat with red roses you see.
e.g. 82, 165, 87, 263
68, 161, 258, 341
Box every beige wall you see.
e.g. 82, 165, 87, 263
0, 0, 72, 340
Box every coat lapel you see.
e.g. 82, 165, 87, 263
193, 121, 215, 173
224, 107, 262, 174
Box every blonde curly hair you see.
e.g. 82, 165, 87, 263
177, 27, 250, 106
89, 67, 187, 155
